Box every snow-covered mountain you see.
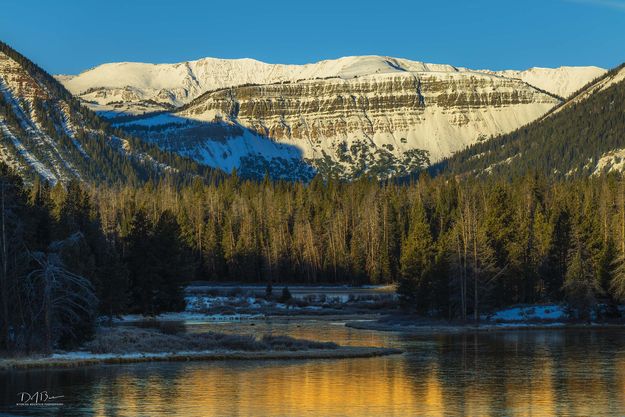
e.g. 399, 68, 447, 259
0, 42, 207, 184
58, 56, 468, 116
57, 55, 605, 180
479, 66, 606, 99
59, 56, 604, 116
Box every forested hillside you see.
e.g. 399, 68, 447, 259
435, 63, 625, 178
0, 41, 220, 186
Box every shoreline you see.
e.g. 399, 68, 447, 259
0, 346, 402, 371
345, 320, 625, 333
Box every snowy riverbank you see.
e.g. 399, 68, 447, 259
346, 303, 625, 333
107, 286, 398, 324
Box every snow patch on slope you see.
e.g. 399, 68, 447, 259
58, 102, 90, 159
592, 148, 625, 175
0, 121, 57, 182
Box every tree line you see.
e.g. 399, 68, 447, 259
91, 170, 625, 320
4, 165, 625, 352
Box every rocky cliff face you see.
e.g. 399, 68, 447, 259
57, 56, 603, 180
121, 70, 558, 179
58, 56, 466, 116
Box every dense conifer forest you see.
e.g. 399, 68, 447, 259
3, 162, 625, 352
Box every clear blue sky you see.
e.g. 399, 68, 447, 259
1, 0, 623, 74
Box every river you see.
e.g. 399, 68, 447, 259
1, 317, 624, 416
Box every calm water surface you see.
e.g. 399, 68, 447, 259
1, 318, 625, 417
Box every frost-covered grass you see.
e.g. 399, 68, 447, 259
84, 326, 338, 354
2, 345, 401, 370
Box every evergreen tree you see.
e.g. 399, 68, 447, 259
541, 207, 572, 300
483, 183, 516, 305
151, 210, 189, 312
610, 248, 625, 303
398, 198, 433, 313
564, 225, 599, 321
124, 208, 158, 315
96, 244, 129, 322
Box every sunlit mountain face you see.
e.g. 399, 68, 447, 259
56, 56, 604, 180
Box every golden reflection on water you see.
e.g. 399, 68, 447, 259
93, 358, 426, 417
84, 326, 625, 417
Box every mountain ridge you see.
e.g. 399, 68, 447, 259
110, 67, 561, 179
0, 41, 219, 185
53, 55, 605, 180
3, 42, 614, 183
433, 63, 625, 179
56, 55, 604, 116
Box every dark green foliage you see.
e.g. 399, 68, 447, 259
564, 239, 597, 321
124, 209, 157, 314
124, 209, 191, 315
96, 244, 129, 321
398, 198, 434, 313
151, 210, 190, 312
0, 163, 103, 352
3, 158, 625, 351
85, 169, 625, 321
541, 207, 571, 299
437, 63, 625, 179
280, 287, 292, 303
0, 162, 194, 353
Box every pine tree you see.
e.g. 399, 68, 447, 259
564, 250, 596, 321
541, 207, 572, 300
151, 210, 189, 312
124, 208, 159, 315
483, 183, 516, 305
0, 163, 30, 351
564, 224, 599, 321
398, 198, 433, 314
610, 248, 625, 303
96, 244, 129, 322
